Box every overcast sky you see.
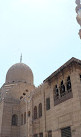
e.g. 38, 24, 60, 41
0, 0, 81, 87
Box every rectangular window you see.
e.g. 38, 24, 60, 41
24, 112, 26, 124
46, 97, 50, 110
21, 114, 23, 125
48, 131, 52, 137
61, 127, 72, 137
39, 133, 43, 137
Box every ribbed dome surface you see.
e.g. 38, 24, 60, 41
6, 63, 33, 84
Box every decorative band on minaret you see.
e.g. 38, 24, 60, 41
76, 0, 81, 39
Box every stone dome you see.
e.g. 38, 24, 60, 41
5, 63, 33, 85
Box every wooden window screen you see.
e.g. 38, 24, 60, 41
61, 127, 72, 137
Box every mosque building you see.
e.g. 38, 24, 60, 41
0, 57, 81, 137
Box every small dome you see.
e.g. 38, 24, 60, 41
6, 63, 33, 85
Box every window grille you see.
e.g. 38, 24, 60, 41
46, 97, 50, 110
54, 76, 73, 106
61, 127, 72, 137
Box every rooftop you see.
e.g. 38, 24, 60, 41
44, 57, 81, 83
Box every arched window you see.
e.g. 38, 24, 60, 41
34, 106, 37, 119
39, 103, 42, 118
60, 80, 65, 97
12, 114, 18, 126
66, 76, 71, 92
28, 111, 31, 117
54, 85, 59, 100
24, 112, 26, 124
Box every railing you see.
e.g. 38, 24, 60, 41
54, 89, 73, 105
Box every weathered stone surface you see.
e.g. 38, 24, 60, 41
0, 57, 81, 137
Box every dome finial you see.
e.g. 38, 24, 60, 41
20, 54, 22, 63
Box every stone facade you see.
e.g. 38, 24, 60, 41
0, 57, 81, 137
75, 0, 81, 39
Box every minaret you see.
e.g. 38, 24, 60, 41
76, 0, 81, 39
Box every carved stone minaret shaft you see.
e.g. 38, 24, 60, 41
76, 0, 81, 39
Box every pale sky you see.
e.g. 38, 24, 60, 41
0, 0, 81, 87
